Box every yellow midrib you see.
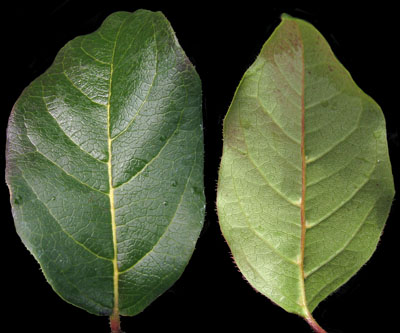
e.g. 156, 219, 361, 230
107, 61, 119, 317
106, 17, 132, 322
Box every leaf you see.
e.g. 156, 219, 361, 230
216, 14, 394, 331
6, 9, 204, 329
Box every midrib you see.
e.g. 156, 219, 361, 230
108, 43, 119, 320
298, 29, 308, 314
107, 90, 119, 318
296, 23, 325, 332
107, 18, 131, 322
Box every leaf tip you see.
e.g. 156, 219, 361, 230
280, 13, 294, 20
280, 13, 306, 25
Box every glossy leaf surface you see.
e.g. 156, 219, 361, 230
217, 14, 394, 327
6, 10, 204, 317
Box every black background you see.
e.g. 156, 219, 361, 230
2, 1, 399, 332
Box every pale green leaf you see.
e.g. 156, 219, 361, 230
217, 14, 394, 331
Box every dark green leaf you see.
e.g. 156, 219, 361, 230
6, 9, 204, 324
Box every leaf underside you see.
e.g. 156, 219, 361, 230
6, 10, 204, 317
217, 14, 394, 321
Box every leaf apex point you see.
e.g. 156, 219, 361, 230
281, 13, 294, 20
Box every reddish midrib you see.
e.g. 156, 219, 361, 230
297, 22, 326, 333
299, 31, 307, 295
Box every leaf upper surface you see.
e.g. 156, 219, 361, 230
6, 10, 204, 317
217, 14, 394, 319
